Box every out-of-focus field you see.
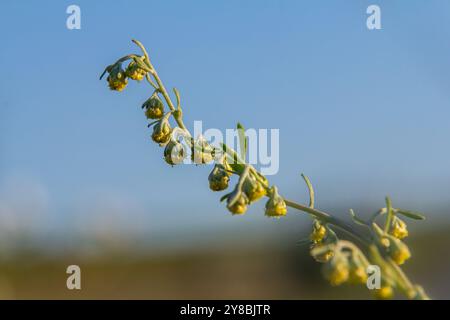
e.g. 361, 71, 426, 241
0, 226, 448, 299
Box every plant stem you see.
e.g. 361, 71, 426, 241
133, 39, 187, 131
284, 199, 370, 246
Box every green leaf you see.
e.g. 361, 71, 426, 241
349, 209, 368, 226
173, 88, 181, 109
396, 209, 426, 220
301, 174, 315, 209
229, 163, 245, 175
236, 123, 247, 162
220, 143, 245, 166
220, 193, 231, 202
325, 226, 338, 242
384, 196, 394, 233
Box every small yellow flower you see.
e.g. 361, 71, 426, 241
208, 165, 230, 191
143, 93, 165, 120
310, 244, 334, 263
347, 251, 369, 284
142, 92, 164, 119
226, 191, 249, 215
389, 238, 411, 265
389, 216, 408, 240
243, 176, 266, 202
125, 59, 147, 81
323, 255, 349, 286
164, 140, 186, 165
108, 77, 128, 91
348, 266, 367, 284
106, 64, 128, 91
310, 220, 327, 243
221, 156, 233, 175
373, 222, 411, 265
146, 107, 163, 120
151, 119, 172, 145
373, 286, 394, 300
264, 186, 287, 217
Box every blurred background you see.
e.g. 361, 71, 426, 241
1, 0, 450, 299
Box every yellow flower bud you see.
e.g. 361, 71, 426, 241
389, 216, 408, 240
347, 251, 369, 284
208, 165, 230, 191
310, 243, 334, 263
372, 222, 392, 247
164, 140, 186, 165
151, 119, 172, 145
373, 286, 394, 300
106, 64, 128, 91
389, 238, 411, 265
125, 58, 147, 81
226, 190, 249, 215
243, 176, 266, 203
143, 93, 165, 120
348, 266, 367, 284
323, 254, 349, 286
264, 186, 287, 217
221, 156, 233, 175
372, 222, 411, 265
310, 220, 327, 243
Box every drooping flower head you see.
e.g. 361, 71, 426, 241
125, 56, 147, 81
143, 92, 165, 119
105, 63, 128, 91
265, 186, 287, 217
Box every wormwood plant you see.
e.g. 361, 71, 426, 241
100, 40, 430, 300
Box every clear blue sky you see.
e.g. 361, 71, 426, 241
1, 1, 450, 244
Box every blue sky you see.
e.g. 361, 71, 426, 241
1, 1, 450, 244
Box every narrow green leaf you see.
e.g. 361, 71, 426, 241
396, 209, 426, 220
220, 193, 231, 202
384, 196, 394, 233
236, 123, 247, 162
349, 209, 368, 226
220, 143, 245, 165
173, 88, 181, 109
301, 174, 315, 208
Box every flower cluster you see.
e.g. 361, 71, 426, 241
100, 39, 429, 300
100, 55, 150, 92
217, 161, 287, 217
100, 40, 287, 221
323, 245, 369, 286
308, 198, 425, 299
310, 223, 369, 287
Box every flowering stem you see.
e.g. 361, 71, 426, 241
102, 40, 430, 300
283, 196, 428, 299
368, 245, 429, 300
132, 39, 187, 132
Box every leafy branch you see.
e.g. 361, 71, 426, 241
100, 40, 429, 300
